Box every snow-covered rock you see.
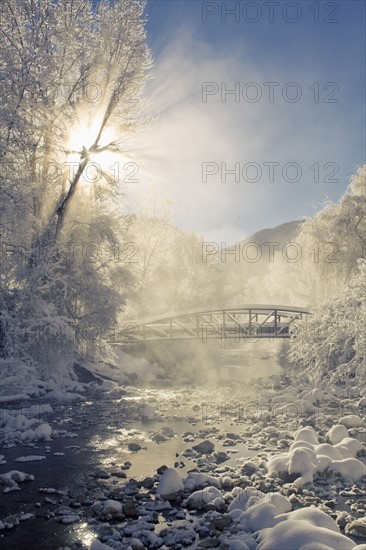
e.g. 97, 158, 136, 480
101, 380, 118, 391
186, 485, 223, 510
140, 404, 155, 421
357, 396, 366, 408
326, 424, 349, 445
102, 500, 122, 515
15, 455, 46, 462
328, 458, 365, 481
287, 448, 317, 486
335, 437, 364, 458
339, 415, 364, 428
233, 493, 292, 531
256, 519, 355, 549
89, 540, 114, 550
184, 472, 220, 491
156, 468, 183, 499
265, 424, 365, 485
34, 423, 52, 441
294, 426, 319, 445
0, 470, 34, 493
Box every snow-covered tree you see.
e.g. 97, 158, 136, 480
296, 165, 366, 301
289, 259, 365, 387
288, 166, 366, 388
0, 0, 151, 376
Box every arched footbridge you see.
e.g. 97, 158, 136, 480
112, 305, 311, 345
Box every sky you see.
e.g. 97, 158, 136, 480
128, 0, 365, 243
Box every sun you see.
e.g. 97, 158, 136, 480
67, 124, 96, 152
67, 122, 124, 186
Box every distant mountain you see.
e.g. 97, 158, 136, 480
241, 220, 305, 247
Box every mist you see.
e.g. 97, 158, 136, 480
127, 27, 355, 244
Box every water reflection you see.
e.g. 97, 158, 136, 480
71, 522, 97, 547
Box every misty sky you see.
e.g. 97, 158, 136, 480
129, 0, 365, 243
